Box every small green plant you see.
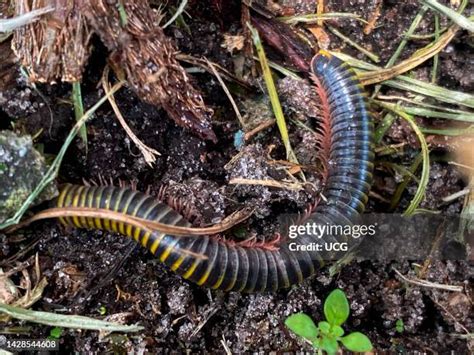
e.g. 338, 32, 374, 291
49, 326, 63, 339
99, 306, 107, 316
285, 289, 373, 354
395, 319, 404, 333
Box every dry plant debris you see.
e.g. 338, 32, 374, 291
10, 0, 216, 141
83, 0, 216, 141
12, 0, 91, 83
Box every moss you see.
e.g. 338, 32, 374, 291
0, 130, 57, 223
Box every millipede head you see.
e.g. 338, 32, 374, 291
310, 50, 332, 75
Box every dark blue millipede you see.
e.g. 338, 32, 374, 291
55, 51, 374, 292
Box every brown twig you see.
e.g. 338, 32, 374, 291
205, 58, 245, 127
176, 54, 253, 91
244, 119, 275, 140
6, 206, 253, 238
363, 0, 382, 35
229, 177, 305, 191
101, 66, 160, 166
393, 268, 464, 292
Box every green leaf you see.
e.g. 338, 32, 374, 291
320, 336, 339, 355
285, 313, 319, 341
340, 332, 373, 352
99, 306, 107, 316
331, 325, 345, 338
318, 321, 331, 334
324, 289, 350, 326
396, 319, 404, 333
49, 327, 63, 339
421, 0, 474, 32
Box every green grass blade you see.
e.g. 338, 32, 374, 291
378, 95, 473, 114
248, 23, 298, 163
431, 14, 440, 83
117, 0, 128, 27
389, 153, 423, 210
376, 102, 430, 216
407, 0, 468, 40
327, 26, 379, 63
374, 112, 396, 143
72, 81, 87, 150
164, 0, 188, 28
373, 100, 474, 122
332, 51, 474, 109
421, 0, 474, 32
387, 6, 428, 67
371, 5, 428, 97
385, 77, 474, 109
254, 56, 302, 80
279, 12, 368, 25
0, 303, 143, 332
421, 125, 474, 136
396, 106, 474, 122
377, 161, 421, 184
0, 6, 53, 33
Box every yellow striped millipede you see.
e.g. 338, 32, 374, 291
55, 51, 374, 292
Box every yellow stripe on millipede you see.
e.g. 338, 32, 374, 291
197, 269, 212, 286
57, 185, 71, 225
140, 206, 175, 252
159, 239, 179, 263
78, 187, 88, 227
140, 232, 151, 248
102, 188, 112, 231
212, 274, 225, 289
63, 186, 76, 226
136, 202, 159, 246
119, 192, 135, 236
171, 254, 186, 271
159, 214, 184, 264
149, 232, 165, 254
182, 259, 200, 279
197, 246, 218, 286
71, 186, 85, 228
181, 233, 206, 279
126, 195, 147, 241
93, 187, 105, 230
86, 188, 96, 229
110, 188, 125, 233
211, 247, 227, 289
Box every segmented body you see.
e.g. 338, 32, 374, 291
56, 52, 374, 292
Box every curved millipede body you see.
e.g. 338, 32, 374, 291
56, 52, 374, 292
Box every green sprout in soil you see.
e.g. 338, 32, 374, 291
72, 81, 87, 150
285, 289, 373, 354
396, 319, 404, 333
49, 326, 63, 339
99, 306, 107, 316
248, 23, 298, 165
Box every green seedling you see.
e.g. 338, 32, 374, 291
49, 326, 63, 339
99, 306, 107, 316
285, 289, 373, 354
396, 319, 404, 333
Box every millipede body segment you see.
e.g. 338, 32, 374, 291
56, 52, 374, 292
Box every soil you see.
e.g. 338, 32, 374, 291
1, 0, 473, 353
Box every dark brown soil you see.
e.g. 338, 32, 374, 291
1, 0, 472, 353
